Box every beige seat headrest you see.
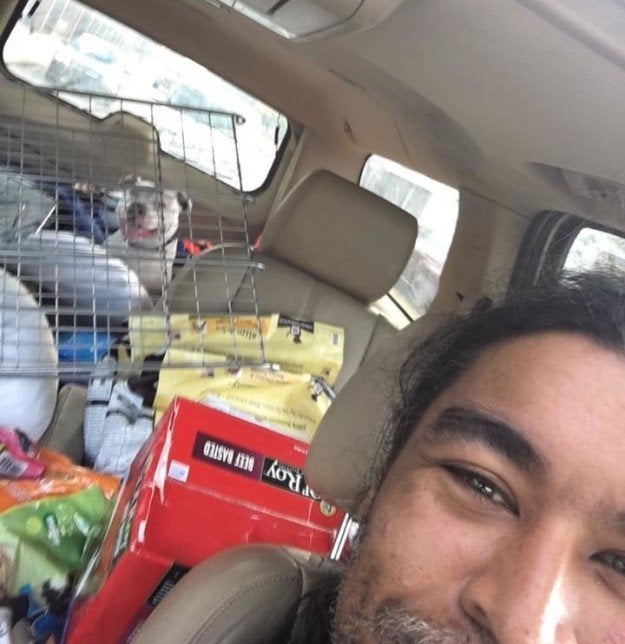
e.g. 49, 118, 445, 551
133, 545, 341, 643
305, 312, 448, 516
261, 170, 418, 304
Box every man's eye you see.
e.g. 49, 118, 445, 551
593, 552, 625, 578
443, 463, 518, 515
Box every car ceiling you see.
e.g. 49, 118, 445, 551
3, 0, 625, 232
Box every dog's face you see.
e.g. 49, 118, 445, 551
116, 178, 191, 249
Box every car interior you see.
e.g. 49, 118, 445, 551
0, 0, 624, 641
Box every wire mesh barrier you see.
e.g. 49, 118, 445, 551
0, 79, 265, 377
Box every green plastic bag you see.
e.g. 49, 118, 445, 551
0, 486, 111, 599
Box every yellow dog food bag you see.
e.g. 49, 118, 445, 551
129, 313, 344, 386
154, 349, 334, 441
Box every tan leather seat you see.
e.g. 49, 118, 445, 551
43, 171, 417, 460
166, 169, 418, 390
39, 384, 87, 463
305, 311, 449, 514
131, 174, 425, 643
132, 545, 341, 644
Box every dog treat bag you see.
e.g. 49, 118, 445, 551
0, 485, 112, 639
154, 349, 334, 441
0, 449, 120, 513
130, 313, 344, 386
0, 428, 46, 479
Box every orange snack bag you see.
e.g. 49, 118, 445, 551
0, 448, 120, 513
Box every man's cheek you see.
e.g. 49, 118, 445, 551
358, 498, 439, 588
363, 480, 491, 601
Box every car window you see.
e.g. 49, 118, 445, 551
360, 155, 459, 320
563, 227, 625, 272
3, 0, 289, 191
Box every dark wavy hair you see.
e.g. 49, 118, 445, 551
383, 270, 625, 477
290, 271, 625, 642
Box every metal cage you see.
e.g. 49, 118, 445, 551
0, 80, 265, 377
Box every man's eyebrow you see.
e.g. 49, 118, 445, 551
602, 510, 625, 538
418, 406, 547, 476
604, 507, 625, 542
613, 512, 625, 537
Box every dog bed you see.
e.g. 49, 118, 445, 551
2, 230, 152, 325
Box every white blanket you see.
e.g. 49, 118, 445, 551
0, 270, 58, 440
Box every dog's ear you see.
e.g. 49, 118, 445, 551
119, 174, 142, 188
177, 192, 192, 214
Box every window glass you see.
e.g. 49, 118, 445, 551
3, 0, 288, 191
360, 155, 459, 319
564, 227, 625, 272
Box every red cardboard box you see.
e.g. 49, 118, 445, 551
65, 397, 344, 643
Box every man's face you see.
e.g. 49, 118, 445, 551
334, 331, 625, 643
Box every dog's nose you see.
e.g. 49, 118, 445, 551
126, 202, 147, 224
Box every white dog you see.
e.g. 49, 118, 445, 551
106, 177, 192, 297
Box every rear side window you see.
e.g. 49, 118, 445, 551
3, 0, 288, 191
563, 227, 625, 272
360, 155, 458, 320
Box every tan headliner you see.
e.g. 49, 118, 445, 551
5, 0, 625, 230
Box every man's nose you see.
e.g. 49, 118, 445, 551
459, 520, 577, 643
